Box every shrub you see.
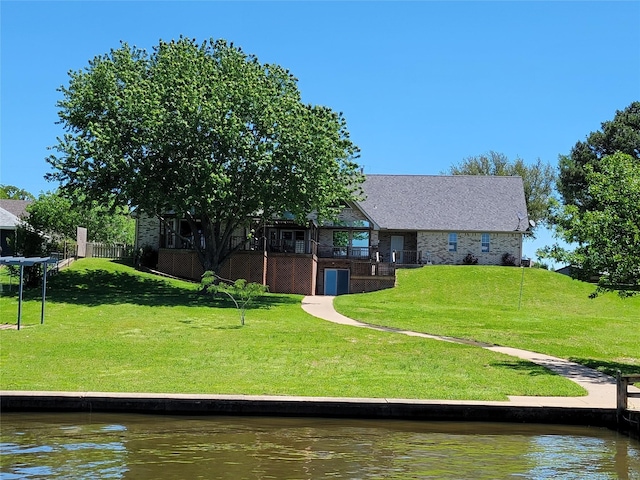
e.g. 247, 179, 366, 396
136, 245, 158, 269
532, 261, 550, 270
501, 253, 517, 266
462, 253, 478, 265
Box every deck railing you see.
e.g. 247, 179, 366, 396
350, 261, 396, 277
391, 250, 422, 265
317, 246, 375, 259
267, 239, 315, 255
229, 237, 317, 256
617, 373, 640, 420
162, 235, 423, 267
162, 235, 318, 255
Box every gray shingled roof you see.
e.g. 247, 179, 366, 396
357, 175, 529, 232
0, 207, 21, 229
0, 200, 32, 218
0, 200, 31, 229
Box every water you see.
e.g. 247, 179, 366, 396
1, 413, 639, 479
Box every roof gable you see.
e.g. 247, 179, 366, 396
0, 200, 32, 219
357, 175, 529, 232
0, 207, 21, 229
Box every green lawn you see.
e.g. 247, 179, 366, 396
0, 259, 584, 400
335, 266, 640, 376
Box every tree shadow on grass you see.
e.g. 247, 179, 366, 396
493, 358, 640, 380
568, 358, 640, 377
14, 263, 300, 310
489, 360, 562, 377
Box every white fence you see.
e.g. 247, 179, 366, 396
84, 243, 135, 260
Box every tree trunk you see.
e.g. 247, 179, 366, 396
195, 217, 241, 278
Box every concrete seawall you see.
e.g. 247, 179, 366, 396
0, 391, 618, 429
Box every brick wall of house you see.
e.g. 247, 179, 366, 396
370, 230, 379, 250
136, 213, 160, 250
417, 231, 523, 265
317, 229, 333, 249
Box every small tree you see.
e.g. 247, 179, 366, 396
201, 271, 268, 325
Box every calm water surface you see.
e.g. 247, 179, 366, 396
1, 413, 639, 479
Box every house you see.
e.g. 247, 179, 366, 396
0, 200, 32, 256
135, 175, 530, 295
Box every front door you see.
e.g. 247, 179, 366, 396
324, 269, 350, 295
391, 235, 404, 263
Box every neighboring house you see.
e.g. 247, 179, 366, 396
555, 265, 600, 283
135, 175, 530, 295
0, 200, 32, 256
555, 265, 572, 277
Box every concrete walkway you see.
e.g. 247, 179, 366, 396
301, 295, 635, 409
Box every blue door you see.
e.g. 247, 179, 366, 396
324, 269, 350, 295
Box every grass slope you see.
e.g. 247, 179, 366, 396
335, 266, 640, 376
0, 259, 584, 400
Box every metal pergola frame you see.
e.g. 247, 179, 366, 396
0, 256, 58, 330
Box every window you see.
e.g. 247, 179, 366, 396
294, 231, 306, 254
281, 230, 306, 253
351, 220, 371, 228
481, 233, 490, 253
351, 231, 370, 258
332, 230, 370, 258
333, 231, 349, 247
351, 231, 370, 248
448, 233, 457, 252
333, 231, 349, 256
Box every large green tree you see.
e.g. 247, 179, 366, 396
0, 185, 35, 200
24, 191, 134, 244
546, 152, 640, 297
446, 151, 555, 234
558, 101, 640, 211
47, 38, 362, 273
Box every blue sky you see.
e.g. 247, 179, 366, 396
1, 1, 639, 263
